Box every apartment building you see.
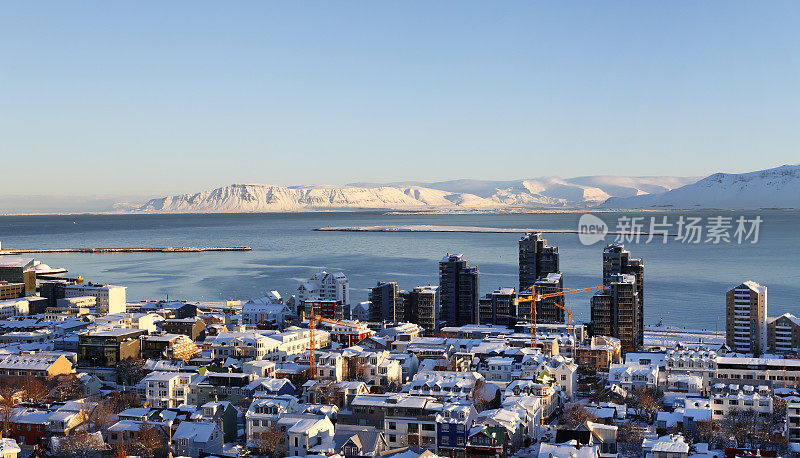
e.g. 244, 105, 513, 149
440, 254, 479, 327
602, 244, 644, 347
715, 355, 800, 389
768, 313, 800, 355
369, 282, 403, 322
726, 281, 768, 355
400, 285, 439, 333
478, 287, 516, 327
709, 383, 772, 420
519, 233, 560, 293
591, 273, 640, 352
297, 271, 350, 306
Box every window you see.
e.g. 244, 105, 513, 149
388, 422, 396, 430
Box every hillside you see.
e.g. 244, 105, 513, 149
601, 165, 800, 209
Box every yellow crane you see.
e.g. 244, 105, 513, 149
512, 285, 608, 348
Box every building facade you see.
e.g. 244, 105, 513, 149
519, 233, 560, 293
725, 281, 768, 355
440, 254, 479, 328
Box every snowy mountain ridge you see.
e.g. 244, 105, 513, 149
601, 164, 800, 210
138, 176, 699, 213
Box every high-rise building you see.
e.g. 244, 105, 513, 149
439, 254, 479, 327
519, 233, 560, 293
400, 285, 439, 333
534, 273, 565, 324
590, 273, 640, 352
478, 287, 516, 327
602, 244, 644, 347
369, 282, 404, 322
726, 281, 768, 356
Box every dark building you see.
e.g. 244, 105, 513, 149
602, 244, 644, 347
590, 273, 640, 352
478, 287, 517, 327
39, 280, 80, 306
439, 254, 479, 327
534, 273, 566, 324
400, 285, 439, 333
369, 282, 404, 322
161, 317, 206, 341
78, 329, 147, 367
0, 257, 36, 293
519, 233, 560, 293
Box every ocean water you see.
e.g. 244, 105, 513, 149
0, 211, 797, 330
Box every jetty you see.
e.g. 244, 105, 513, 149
0, 246, 251, 255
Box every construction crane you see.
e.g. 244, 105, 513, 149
303, 312, 367, 379
512, 285, 608, 349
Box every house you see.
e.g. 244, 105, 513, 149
9, 408, 49, 447
0, 353, 73, 378
171, 420, 224, 458
194, 401, 238, 443
537, 442, 600, 458
247, 377, 296, 397
245, 395, 305, 445
321, 424, 388, 458
608, 363, 659, 391
641, 434, 689, 458
466, 426, 510, 458
436, 403, 478, 457
285, 415, 335, 457
0, 439, 21, 458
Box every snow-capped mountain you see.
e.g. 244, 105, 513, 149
602, 165, 800, 209
138, 176, 698, 213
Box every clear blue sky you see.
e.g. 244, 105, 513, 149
1, 1, 798, 197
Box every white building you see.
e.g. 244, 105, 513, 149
715, 355, 800, 389
64, 283, 127, 314
297, 271, 350, 306
788, 402, 800, 451
242, 292, 291, 327
245, 396, 304, 445
205, 331, 281, 361
608, 363, 659, 392
141, 371, 199, 408
709, 383, 772, 420
0, 299, 28, 319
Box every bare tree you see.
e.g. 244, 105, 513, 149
51, 374, 83, 402
133, 420, 170, 458
22, 374, 49, 403
251, 425, 287, 458
116, 357, 146, 386
632, 387, 662, 423
0, 386, 19, 439
55, 431, 108, 458
560, 403, 598, 428
617, 421, 645, 458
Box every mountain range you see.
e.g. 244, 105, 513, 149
138, 176, 699, 213
137, 165, 799, 213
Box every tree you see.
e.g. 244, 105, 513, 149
132, 420, 170, 458
50, 374, 83, 402
54, 431, 108, 458
114, 434, 132, 458
632, 387, 662, 423
116, 357, 146, 386
251, 425, 287, 458
560, 403, 597, 428
22, 374, 49, 403
104, 391, 142, 414
0, 386, 20, 439
617, 421, 645, 458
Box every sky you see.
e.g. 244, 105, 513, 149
1, 1, 799, 199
